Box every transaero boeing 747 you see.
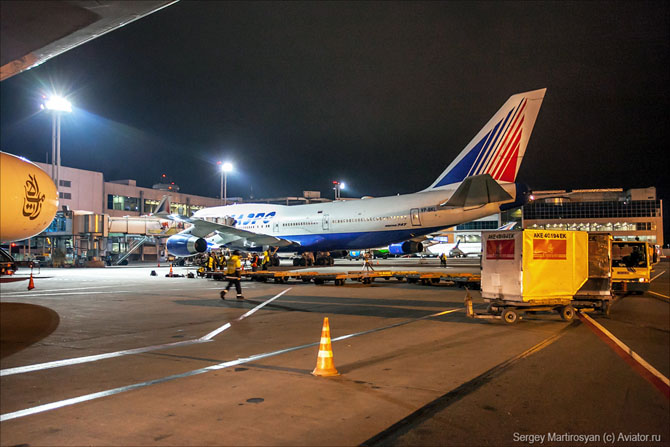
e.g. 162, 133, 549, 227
163, 89, 546, 261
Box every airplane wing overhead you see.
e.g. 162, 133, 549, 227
1, 1, 177, 81
440, 174, 512, 207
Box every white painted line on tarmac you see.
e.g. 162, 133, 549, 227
1, 291, 136, 298
0, 288, 293, 377
200, 288, 292, 340
0, 306, 461, 421
0, 339, 209, 377
0, 285, 122, 295
648, 290, 669, 301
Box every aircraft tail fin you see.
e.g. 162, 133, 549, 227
427, 88, 546, 190
153, 195, 171, 217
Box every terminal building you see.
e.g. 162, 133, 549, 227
442, 187, 663, 252
7, 162, 664, 265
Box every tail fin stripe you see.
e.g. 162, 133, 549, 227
483, 99, 526, 177
495, 124, 523, 182
466, 127, 496, 178
478, 98, 525, 177
489, 106, 525, 179
491, 115, 523, 179
472, 100, 519, 177
469, 108, 513, 178
490, 118, 522, 180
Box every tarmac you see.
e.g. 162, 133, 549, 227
0, 258, 668, 446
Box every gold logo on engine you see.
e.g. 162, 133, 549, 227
23, 174, 45, 220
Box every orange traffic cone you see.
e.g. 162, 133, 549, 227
312, 317, 339, 377
169, 264, 173, 277
27, 272, 35, 290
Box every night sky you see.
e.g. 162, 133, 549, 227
1, 2, 668, 238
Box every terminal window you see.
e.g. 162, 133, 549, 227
59, 192, 71, 199
108, 195, 140, 211
59, 180, 71, 187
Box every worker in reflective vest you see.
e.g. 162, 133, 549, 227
220, 250, 244, 300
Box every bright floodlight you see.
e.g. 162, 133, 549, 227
339, 182, 346, 190
43, 96, 72, 113
222, 162, 233, 172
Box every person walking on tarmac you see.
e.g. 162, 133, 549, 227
220, 250, 244, 300
440, 252, 447, 267
207, 253, 215, 272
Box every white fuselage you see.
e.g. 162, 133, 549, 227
192, 184, 516, 252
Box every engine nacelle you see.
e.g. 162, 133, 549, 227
388, 241, 424, 255
166, 234, 208, 257
1, 152, 59, 242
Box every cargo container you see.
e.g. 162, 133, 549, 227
467, 230, 612, 324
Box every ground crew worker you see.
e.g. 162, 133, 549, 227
261, 250, 270, 270
218, 252, 226, 271
251, 253, 259, 272
220, 250, 244, 300
207, 253, 215, 271
362, 251, 374, 272
440, 252, 447, 267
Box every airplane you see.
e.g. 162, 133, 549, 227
163, 88, 546, 263
0, 152, 59, 243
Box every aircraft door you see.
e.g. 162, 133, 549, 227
410, 208, 421, 226
322, 214, 330, 231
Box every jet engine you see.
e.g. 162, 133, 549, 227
166, 234, 208, 257
388, 241, 424, 255
0, 152, 59, 242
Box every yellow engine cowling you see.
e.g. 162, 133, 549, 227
0, 152, 59, 242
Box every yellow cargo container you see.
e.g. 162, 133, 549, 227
477, 229, 602, 324
482, 230, 589, 302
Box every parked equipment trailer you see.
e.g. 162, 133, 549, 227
466, 230, 613, 324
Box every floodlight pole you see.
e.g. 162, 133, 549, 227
224, 170, 228, 206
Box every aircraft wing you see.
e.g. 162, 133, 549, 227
1, 1, 177, 81
169, 215, 296, 248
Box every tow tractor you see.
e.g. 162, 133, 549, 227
611, 239, 658, 294
466, 230, 613, 324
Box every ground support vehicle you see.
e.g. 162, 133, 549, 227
0, 247, 18, 275
611, 239, 658, 294
468, 230, 612, 324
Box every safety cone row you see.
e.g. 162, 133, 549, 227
27, 272, 35, 290
312, 317, 339, 377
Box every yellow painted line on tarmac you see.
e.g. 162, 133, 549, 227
647, 290, 669, 301
650, 271, 665, 282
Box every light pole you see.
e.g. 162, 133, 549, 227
332, 180, 345, 200
221, 162, 233, 205
41, 95, 72, 195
